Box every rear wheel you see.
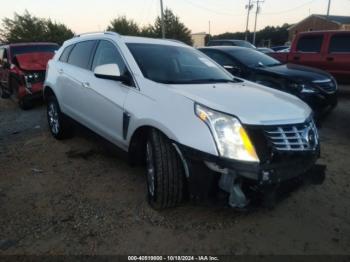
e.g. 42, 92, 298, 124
47, 96, 73, 139
0, 85, 10, 99
146, 129, 185, 209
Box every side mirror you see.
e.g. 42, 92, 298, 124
94, 63, 121, 80
94, 63, 132, 85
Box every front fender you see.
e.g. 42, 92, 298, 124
124, 85, 218, 157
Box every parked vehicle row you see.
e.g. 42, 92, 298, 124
43, 32, 321, 209
0, 42, 59, 109
268, 30, 350, 83
199, 46, 338, 116
207, 39, 256, 49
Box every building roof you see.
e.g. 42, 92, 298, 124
317, 14, 350, 25
289, 14, 350, 30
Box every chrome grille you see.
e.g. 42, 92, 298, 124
264, 120, 318, 151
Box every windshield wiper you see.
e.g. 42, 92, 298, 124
181, 79, 238, 84
158, 78, 241, 84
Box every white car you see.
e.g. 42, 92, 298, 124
44, 32, 320, 209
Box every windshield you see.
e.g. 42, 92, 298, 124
228, 48, 281, 68
127, 43, 235, 84
10, 44, 59, 60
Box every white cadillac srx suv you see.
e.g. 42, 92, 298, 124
44, 32, 320, 209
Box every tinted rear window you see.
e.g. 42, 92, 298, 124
227, 49, 281, 67
67, 41, 96, 69
10, 44, 59, 60
296, 35, 323, 52
329, 34, 350, 53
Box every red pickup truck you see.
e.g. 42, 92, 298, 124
269, 31, 350, 83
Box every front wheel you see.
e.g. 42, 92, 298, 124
47, 97, 73, 139
146, 129, 185, 209
18, 97, 33, 110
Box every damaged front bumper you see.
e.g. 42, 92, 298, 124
176, 143, 321, 208
18, 81, 45, 101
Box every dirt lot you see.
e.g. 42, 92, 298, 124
0, 88, 350, 255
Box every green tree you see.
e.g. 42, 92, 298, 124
151, 9, 193, 45
107, 16, 140, 36
140, 25, 156, 38
106, 9, 192, 45
213, 23, 292, 46
0, 11, 74, 45
45, 20, 75, 45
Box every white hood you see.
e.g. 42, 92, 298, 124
170, 81, 312, 126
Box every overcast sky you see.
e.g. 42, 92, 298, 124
1, 0, 350, 35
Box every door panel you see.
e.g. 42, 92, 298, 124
82, 71, 129, 145
84, 40, 131, 145
59, 63, 92, 124
326, 33, 350, 81
56, 41, 97, 122
290, 34, 325, 69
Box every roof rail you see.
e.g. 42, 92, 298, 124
74, 31, 120, 38
104, 31, 121, 37
167, 39, 187, 45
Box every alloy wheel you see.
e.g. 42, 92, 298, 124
48, 102, 60, 135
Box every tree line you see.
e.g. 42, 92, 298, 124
0, 9, 193, 46
211, 23, 292, 46
0, 10, 290, 47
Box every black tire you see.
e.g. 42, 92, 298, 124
47, 96, 73, 139
146, 129, 185, 209
18, 97, 33, 110
9, 77, 33, 110
0, 85, 10, 99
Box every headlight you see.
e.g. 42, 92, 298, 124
195, 104, 259, 163
289, 82, 316, 94
25, 73, 40, 83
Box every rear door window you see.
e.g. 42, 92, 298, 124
329, 34, 350, 53
296, 35, 324, 53
59, 45, 74, 63
67, 41, 96, 70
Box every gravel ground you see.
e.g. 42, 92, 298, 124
0, 88, 349, 255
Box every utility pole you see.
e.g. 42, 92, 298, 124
327, 0, 331, 16
160, 0, 166, 38
209, 21, 211, 38
252, 0, 264, 46
245, 0, 254, 41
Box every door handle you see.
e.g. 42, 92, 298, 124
293, 56, 300, 61
58, 69, 64, 74
82, 82, 90, 88
327, 57, 334, 62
